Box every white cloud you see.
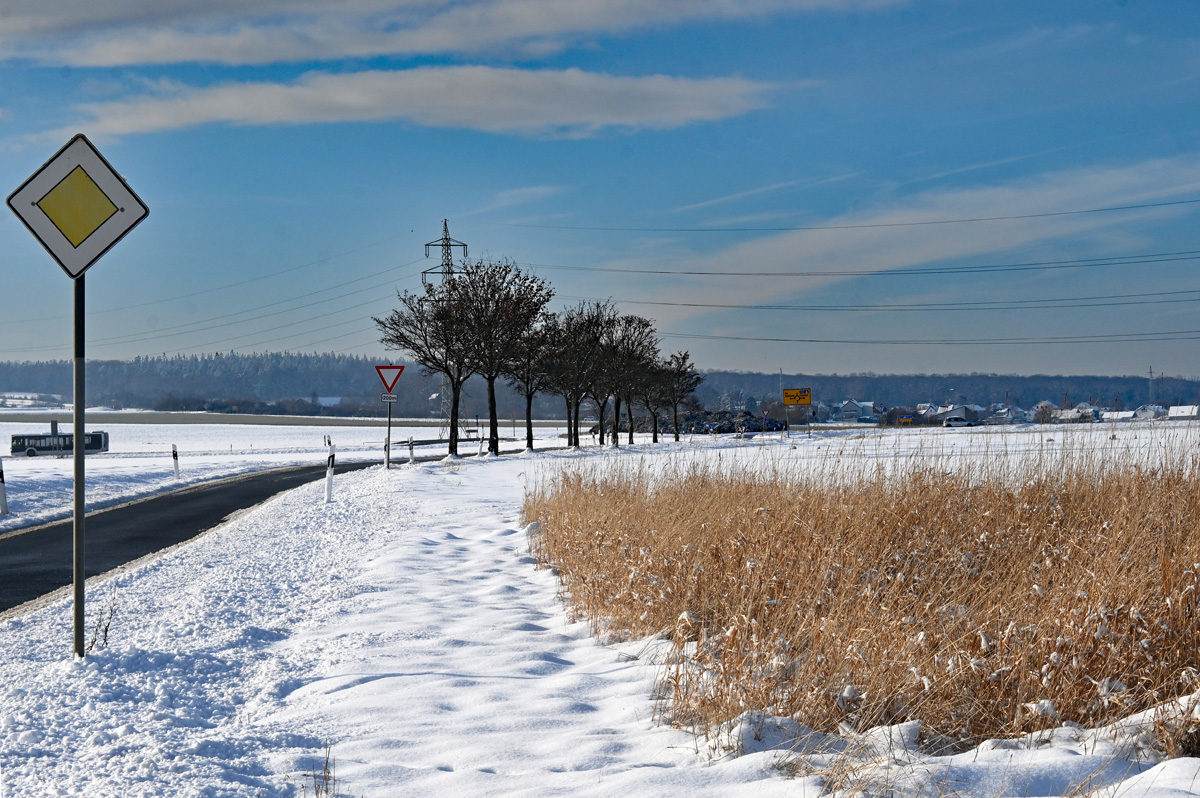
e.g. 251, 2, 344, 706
667, 171, 861, 215
48, 66, 777, 139
667, 180, 805, 215
463, 185, 572, 216
950, 23, 1106, 63
588, 155, 1200, 326
0, 0, 903, 66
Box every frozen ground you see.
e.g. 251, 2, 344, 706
1, 422, 1199, 795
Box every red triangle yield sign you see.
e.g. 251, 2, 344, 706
376, 365, 405, 392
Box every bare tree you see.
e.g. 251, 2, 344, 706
547, 301, 615, 446
637, 361, 670, 444
452, 258, 554, 455
539, 313, 579, 446
504, 312, 556, 450
373, 285, 475, 456
607, 314, 658, 446
662, 351, 703, 442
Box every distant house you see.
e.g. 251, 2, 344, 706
1134, 404, 1167, 420
1058, 402, 1100, 423
985, 404, 1024, 424
1027, 401, 1059, 423
1101, 410, 1136, 422
836, 399, 876, 422
1168, 405, 1200, 421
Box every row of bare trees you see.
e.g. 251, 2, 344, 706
373, 257, 702, 456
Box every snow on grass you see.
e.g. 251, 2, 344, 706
0, 424, 1198, 795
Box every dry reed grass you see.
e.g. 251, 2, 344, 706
523, 432, 1200, 751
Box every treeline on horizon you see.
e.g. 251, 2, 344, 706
0, 352, 1196, 417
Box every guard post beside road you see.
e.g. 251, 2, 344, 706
0, 456, 8, 515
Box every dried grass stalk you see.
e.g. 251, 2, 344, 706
524, 437, 1200, 747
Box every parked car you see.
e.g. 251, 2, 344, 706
943, 418, 976, 427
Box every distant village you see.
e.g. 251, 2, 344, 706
795, 398, 1199, 426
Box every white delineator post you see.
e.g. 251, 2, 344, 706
171, 444, 180, 480
0, 455, 8, 515
325, 443, 336, 503
408, 435, 415, 464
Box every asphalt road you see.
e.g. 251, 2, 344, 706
0, 460, 376, 613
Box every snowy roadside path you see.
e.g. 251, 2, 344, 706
262, 455, 798, 796
0, 452, 795, 796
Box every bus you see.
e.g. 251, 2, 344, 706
11, 431, 109, 457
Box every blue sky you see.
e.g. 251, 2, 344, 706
2, 0, 1199, 378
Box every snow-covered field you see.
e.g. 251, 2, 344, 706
0, 416, 567, 533
2, 421, 1199, 796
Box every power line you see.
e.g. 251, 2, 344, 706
564, 286, 1200, 313
86, 266, 421, 348
0, 235, 419, 326
663, 328, 1200, 346
520, 250, 1200, 279
159, 315, 370, 356
486, 197, 1200, 234
4, 268, 418, 356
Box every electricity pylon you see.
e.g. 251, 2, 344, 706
423, 220, 468, 438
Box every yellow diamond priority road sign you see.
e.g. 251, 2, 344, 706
7, 134, 148, 278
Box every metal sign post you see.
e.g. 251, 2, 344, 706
382, 395, 396, 468
7, 134, 148, 658
375, 365, 404, 469
783, 388, 813, 442
72, 275, 86, 657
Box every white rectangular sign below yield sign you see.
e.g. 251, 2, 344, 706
381, 393, 398, 403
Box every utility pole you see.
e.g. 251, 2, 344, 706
1149, 367, 1155, 405
423, 220, 468, 438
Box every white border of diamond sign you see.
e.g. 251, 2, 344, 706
6, 133, 149, 279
